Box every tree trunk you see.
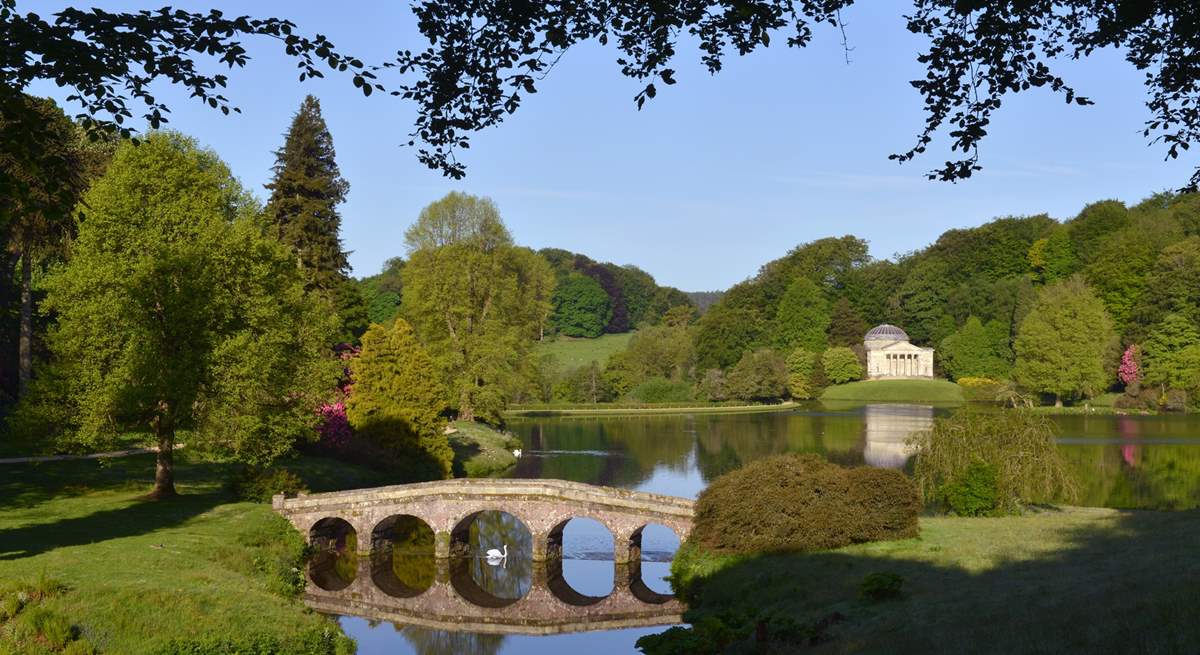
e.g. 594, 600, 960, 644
458, 388, 475, 423
17, 250, 32, 398
147, 411, 177, 499
1054, 395, 1063, 408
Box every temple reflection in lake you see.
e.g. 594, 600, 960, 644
862, 403, 933, 469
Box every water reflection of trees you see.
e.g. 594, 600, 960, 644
510, 417, 695, 487
1064, 441, 1200, 510
400, 627, 505, 655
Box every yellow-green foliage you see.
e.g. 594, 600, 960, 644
908, 410, 1076, 513
348, 319, 453, 480
957, 376, 1004, 401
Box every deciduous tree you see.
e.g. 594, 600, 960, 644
822, 347, 863, 385
772, 277, 829, 353
550, 273, 611, 338
1013, 277, 1117, 406
17, 133, 340, 498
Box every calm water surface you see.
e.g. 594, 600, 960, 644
320, 403, 1200, 654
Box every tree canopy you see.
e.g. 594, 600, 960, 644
16, 132, 340, 497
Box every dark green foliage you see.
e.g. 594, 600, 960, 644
724, 349, 788, 401
358, 257, 405, 325
772, 277, 829, 351
538, 248, 691, 332
693, 305, 763, 370
264, 95, 350, 291
627, 377, 693, 403
860, 572, 904, 601
347, 320, 453, 480
942, 461, 1000, 516
829, 296, 869, 347
910, 410, 1075, 513
230, 467, 309, 503
550, 273, 612, 338
1068, 200, 1131, 265
690, 454, 920, 555
1027, 226, 1079, 283
331, 277, 369, 344
821, 347, 863, 384
939, 316, 1012, 380
1140, 236, 1200, 329
152, 626, 355, 655
896, 258, 954, 345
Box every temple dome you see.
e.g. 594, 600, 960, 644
865, 324, 910, 342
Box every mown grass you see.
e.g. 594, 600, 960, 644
661, 507, 1200, 654
820, 379, 965, 403
447, 420, 521, 477
532, 332, 633, 371
0, 452, 384, 654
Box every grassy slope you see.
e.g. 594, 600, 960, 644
820, 379, 965, 403
0, 453, 387, 654
533, 332, 633, 371
669, 507, 1200, 654
447, 420, 520, 477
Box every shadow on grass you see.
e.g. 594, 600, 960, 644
0, 490, 226, 560
667, 509, 1200, 654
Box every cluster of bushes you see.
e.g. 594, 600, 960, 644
229, 467, 309, 503
908, 410, 1076, 515
689, 454, 920, 555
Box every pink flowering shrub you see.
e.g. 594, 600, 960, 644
314, 343, 361, 452
317, 401, 352, 452
1118, 345, 1141, 387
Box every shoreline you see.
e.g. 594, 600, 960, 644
505, 401, 800, 417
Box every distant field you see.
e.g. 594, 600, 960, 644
533, 332, 633, 371
820, 378, 965, 403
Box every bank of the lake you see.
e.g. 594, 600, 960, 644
820, 379, 965, 403
447, 420, 521, 476
660, 506, 1200, 654
506, 401, 799, 417
0, 453, 393, 653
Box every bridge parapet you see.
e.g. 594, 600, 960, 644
273, 478, 695, 564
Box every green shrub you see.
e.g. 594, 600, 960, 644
153, 625, 355, 655
822, 347, 863, 384
690, 454, 920, 555
860, 572, 904, 601
63, 640, 98, 655
626, 377, 693, 403
943, 461, 1000, 516
22, 606, 75, 648
908, 409, 1075, 513
230, 467, 309, 502
0, 593, 22, 620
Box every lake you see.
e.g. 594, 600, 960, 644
317, 403, 1200, 654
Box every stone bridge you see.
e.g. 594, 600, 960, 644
273, 478, 695, 563
303, 556, 684, 636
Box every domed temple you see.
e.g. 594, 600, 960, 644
864, 324, 934, 379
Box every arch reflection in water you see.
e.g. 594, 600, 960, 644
863, 403, 934, 469
371, 515, 436, 598
308, 517, 358, 591
305, 555, 684, 638
554, 517, 615, 599
635, 523, 680, 597
451, 510, 533, 605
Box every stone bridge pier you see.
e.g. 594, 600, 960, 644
275, 478, 695, 565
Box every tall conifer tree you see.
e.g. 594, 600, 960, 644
265, 96, 366, 340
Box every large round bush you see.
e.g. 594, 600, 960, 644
690, 454, 920, 554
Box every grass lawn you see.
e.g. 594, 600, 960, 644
661, 507, 1200, 654
0, 452, 388, 654
532, 332, 633, 371
820, 379, 965, 403
447, 420, 521, 477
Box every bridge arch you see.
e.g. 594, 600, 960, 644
308, 517, 357, 592
370, 514, 435, 599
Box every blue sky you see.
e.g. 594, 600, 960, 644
28, 1, 1192, 290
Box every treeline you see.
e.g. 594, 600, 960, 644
357, 243, 692, 339
531, 193, 1200, 409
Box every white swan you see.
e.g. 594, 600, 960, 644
512, 449, 522, 458
485, 544, 508, 559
